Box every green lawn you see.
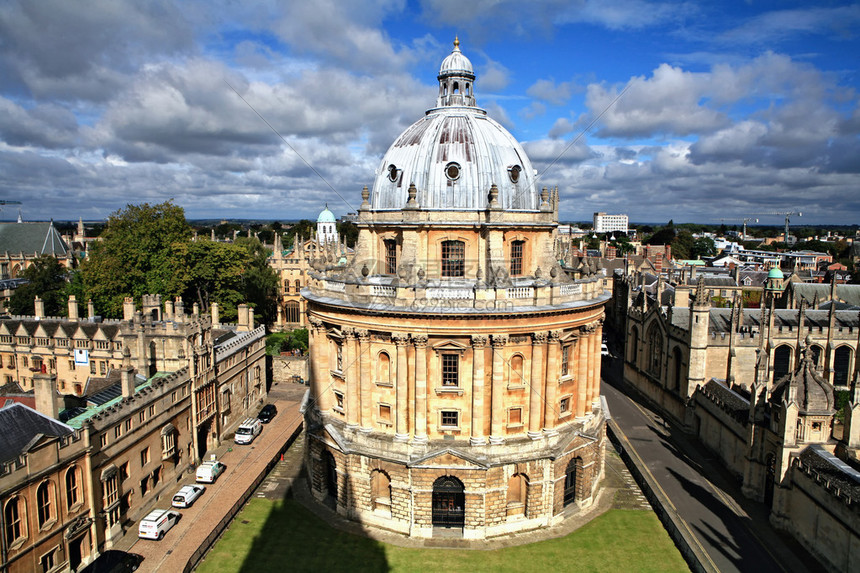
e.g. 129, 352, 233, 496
196, 498, 688, 573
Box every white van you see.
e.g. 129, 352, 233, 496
234, 417, 262, 445
196, 460, 225, 483
138, 509, 181, 540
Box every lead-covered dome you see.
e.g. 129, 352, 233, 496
370, 40, 539, 212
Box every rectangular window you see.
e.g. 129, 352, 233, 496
114, 425, 121, 439
561, 345, 570, 377
441, 240, 465, 277
103, 476, 118, 506
441, 410, 459, 428
125, 419, 132, 432
90, 361, 96, 375
100, 434, 107, 447
379, 404, 391, 423
69, 359, 75, 371
99, 361, 106, 375
334, 391, 344, 410
384, 239, 397, 275
140, 447, 149, 467
119, 462, 129, 481
508, 407, 522, 425
140, 476, 149, 496
442, 354, 459, 386
560, 397, 570, 414
510, 240, 524, 276
40, 547, 57, 573
336, 342, 343, 372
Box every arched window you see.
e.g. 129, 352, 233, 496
323, 451, 337, 501
809, 345, 823, 369
37, 481, 54, 528
629, 327, 639, 366
510, 354, 525, 385
384, 239, 397, 275
453, 81, 460, 94
671, 347, 683, 392
285, 301, 300, 324
506, 473, 528, 517
284, 280, 291, 293
66, 466, 81, 510
370, 469, 392, 514
773, 345, 792, 381
441, 240, 465, 277
510, 240, 525, 276
834, 346, 853, 386
4, 497, 26, 545
647, 323, 663, 376
377, 352, 391, 384
294, 279, 301, 293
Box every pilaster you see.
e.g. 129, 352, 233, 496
490, 334, 508, 444
394, 334, 409, 441
413, 334, 429, 443
470, 335, 488, 445
528, 332, 547, 439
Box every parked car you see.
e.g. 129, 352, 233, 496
601, 343, 610, 356
196, 460, 226, 483
258, 404, 277, 423
79, 550, 143, 573
172, 484, 205, 508
234, 417, 263, 444
137, 509, 181, 540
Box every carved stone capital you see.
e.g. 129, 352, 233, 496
308, 316, 323, 330
392, 334, 408, 346
491, 334, 509, 347
532, 332, 548, 345
342, 326, 356, 339
548, 330, 562, 342
471, 335, 487, 348
356, 329, 370, 342
412, 334, 429, 347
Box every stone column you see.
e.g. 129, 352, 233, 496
309, 317, 331, 412
470, 335, 488, 445
543, 331, 560, 435
394, 334, 409, 441
576, 330, 588, 418
489, 335, 508, 444
344, 328, 359, 427
528, 332, 547, 439
413, 335, 429, 443
358, 329, 372, 431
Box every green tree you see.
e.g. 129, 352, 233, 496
8, 255, 68, 316
80, 202, 191, 317
691, 237, 717, 259
671, 230, 695, 260
235, 237, 278, 326
338, 221, 358, 247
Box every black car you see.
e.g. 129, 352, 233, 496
258, 404, 277, 423
80, 550, 143, 573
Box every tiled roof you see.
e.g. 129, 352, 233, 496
0, 222, 69, 256
0, 402, 73, 463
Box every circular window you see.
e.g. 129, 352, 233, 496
387, 164, 398, 182
509, 165, 522, 183
445, 162, 461, 181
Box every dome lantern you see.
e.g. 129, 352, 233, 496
437, 37, 476, 108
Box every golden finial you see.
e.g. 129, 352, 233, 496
454, 36, 460, 49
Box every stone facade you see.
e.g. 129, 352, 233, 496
303, 41, 608, 540
0, 296, 266, 571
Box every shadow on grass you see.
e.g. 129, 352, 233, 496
235, 498, 389, 573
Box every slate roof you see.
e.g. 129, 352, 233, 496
789, 283, 860, 307
0, 402, 73, 464
0, 222, 69, 256
703, 379, 750, 417
798, 445, 860, 502
770, 354, 836, 415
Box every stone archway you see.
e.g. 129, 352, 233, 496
432, 476, 465, 528
563, 457, 583, 506
323, 452, 338, 501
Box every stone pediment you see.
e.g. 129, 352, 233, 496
409, 448, 489, 469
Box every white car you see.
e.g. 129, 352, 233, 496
196, 460, 226, 483
138, 509, 181, 540
172, 484, 205, 508
601, 343, 610, 356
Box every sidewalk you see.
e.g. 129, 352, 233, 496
112, 382, 307, 572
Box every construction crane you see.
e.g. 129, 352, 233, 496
0, 200, 22, 211
755, 211, 802, 244
719, 216, 758, 242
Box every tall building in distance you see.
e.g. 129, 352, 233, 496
593, 212, 629, 234
303, 40, 609, 539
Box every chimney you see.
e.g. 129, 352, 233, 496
237, 304, 249, 331
34, 296, 45, 318
248, 307, 254, 330
123, 297, 135, 321
87, 299, 95, 321
192, 302, 200, 316
120, 347, 135, 398
164, 299, 174, 321
211, 302, 220, 328
174, 297, 185, 320
607, 245, 617, 259
33, 373, 60, 419
690, 264, 697, 282
68, 295, 79, 320
654, 254, 663, 273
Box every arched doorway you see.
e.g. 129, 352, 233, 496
563, 457, 583, 506
432, 476, 465, 528
323, 452, 338, 501
834, 346, 852, 386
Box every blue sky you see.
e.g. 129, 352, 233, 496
0, 0, 858, 226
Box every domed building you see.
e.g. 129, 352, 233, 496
303, 40, 609, 539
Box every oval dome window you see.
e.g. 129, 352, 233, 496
509, 165, 522, 183
445, 162, 461, 181
388, 164, 398, 182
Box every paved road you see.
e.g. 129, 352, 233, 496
602, 354, 825, 573
113, 382, 307, 573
